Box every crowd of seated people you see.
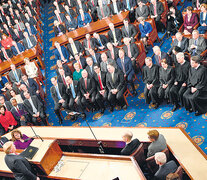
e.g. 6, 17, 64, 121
0, 0, 47, 135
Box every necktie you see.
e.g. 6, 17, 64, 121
18, 24, 21, 31
26, 38, 33, 49
15, 44, 20, 54
114, 2, 118, 14
101, 7, 105, 18
3, 50, 9, 60
29, 98, 37, 113
57, 26, 61, 33
98, 74, 103, 90
70, 83, 76, 98
127, 45, 131, 58
28, 11, 32, 17
88, 40, 91, 49
26, 81, 29, 87
62, 75, 66, 85
111, 50, 114, 59
92, 0, 94, 6
98, 38, 103, 46
71, 43, 78, 55
16, 106, 20, 114
28, 27, 32, 36
112, 73, 114, 82
192, 40, 197, 56
58, 47, 65, 60
158, 55, 161, 65
16, 31, 20, 38
55, 85, 62, 99
78, 60, 83, 69
154, 3, 157, 15
90, 66, 93, 74
7, 29, 11, 37
81, 14, 84, 21
112, 30, 117, 44
121, 59, 126, 73
127, 0, 130, 10
93, 56, 97, 63
197, 0, 199, 9
57, 14, 62, 23
126, 25, 129, 36
13, 70, 19, 82
85, 79, 87, 89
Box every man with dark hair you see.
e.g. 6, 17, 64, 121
183, 56, 207, 116
121, 131, 140, 155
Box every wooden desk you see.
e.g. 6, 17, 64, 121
4, 126, 207, 180
51, 11, 129, 47
0, 45, 45, 75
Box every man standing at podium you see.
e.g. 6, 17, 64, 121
3, 141, 40, 180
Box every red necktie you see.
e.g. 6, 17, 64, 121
85, 79, 87, 89
88, 40, 91, 49
92, 0, 94, 6
57, 14, 62, 23
62, 76, 66, 85
98, 74, 103, 90
158, 56, 161, 65
101, 7, 105, 18
18, 24, 21, 31
7, 29, 11, 37
111, 50, 114, 59
16, 107, 20, 114
3, 50, 9, 60
78, 60, 83, 69
127, 45, 131, 58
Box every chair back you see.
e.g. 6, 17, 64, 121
135, 41, 146, 68
175, 166, 183, 179
160, 0, 169, 27
131, 143, 145, 166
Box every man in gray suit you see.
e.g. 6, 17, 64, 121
110, 0, 123, 15
3, 141, 39, 180
154, 152, 178, 180
108, 23, 122, 46
8, 64, 22, 87
135, 0, 149, 19
147, 130, 167, 157
188, 30, 207, 57
14, 19, 25, 31
22, 31, 37, 50
85, 57, 95, 77
23, 92, 47, 126
121, 18, 138, 43
83, 34, 95, 55
100, 52, 117, 72
168, 32, 189, 54
97, 0, 111, 20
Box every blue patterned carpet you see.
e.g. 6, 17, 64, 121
41, 1, 207, 155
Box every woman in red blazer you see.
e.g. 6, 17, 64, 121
184, 6, 199, 35
1, 34, 13, 49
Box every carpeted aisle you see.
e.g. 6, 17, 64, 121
42, 1, 207, 155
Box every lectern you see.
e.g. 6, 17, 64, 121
27, 139, 62, 175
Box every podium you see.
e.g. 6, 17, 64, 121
27, 139, 62, 175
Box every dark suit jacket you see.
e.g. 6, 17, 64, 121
11, 43, 25, 56
106, 69, 125, 91
108, 28, 123, 45
64, 9, 77, 18
154, 52, 172, 66
154, 160, 178, 180
21, 78, 39, 96
90, 53, 102, 64
79, 77, 96, 95
0, 136, 9, 148
122, 0, 136, 10
2, 27, 16, 40
11, 103, 28, 122
13, 30, 24, 42
94, 35, 108, 49
9, 69, 22, 84
25, 25, 37, 36
149, 1, 164, 21
110, 1, 123, 15
200, 12, 207, 25
54, 4, 65, 12
54, 25, 66, 36
73, 56, 87, 69
167, 10, 183, 29
97, 5, 111, 20
64, 0, 77, 8
107, 47, 119, 60
121, 139, 141, 155
168, 37, 189, 54
57, 72, 71, 84
54, 46, 70, 61
67, 41, 84, 57
23, 95, 43, 116
123, 43, 139, 59
0, 49, 13, 61
25, 16, 37, 26
188, 36, 207, 55
192, 0, 207, 9
135, 5, 149, 19
53, 13, 66, 23
83, 38, 95, 50
85, 65, 95, 77
93, 71, 107, 91
65, 18, 78, 31
117, 56, 135, 80
22, 36, 37, 49
66, 80, 81, 98
56, 64, 72, 77
5, 154, 36, 180
50, 83, 68, 103
76, 3, 88, 13
121, 24, 137, 39
88, 0, 98, 12
2, 101, 13, 111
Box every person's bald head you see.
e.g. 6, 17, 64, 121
3, 141, 16, 154
122, 131, 133, 143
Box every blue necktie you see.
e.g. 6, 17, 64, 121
55, 86, 62, 100
192, 40, 197, 56
93, 56, 97, 63
26, 38, 32, 49
13, 70, 19, 82
98, 38, 103, 46
57, 26, 61, 33
70, 84, 76, 98
127, 0, 130, 10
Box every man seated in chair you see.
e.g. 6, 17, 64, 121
116, 48, 137, 96
121, 131, 140, 155
154, 152, 178, 180
147, 130, 167, 157
54, 41, 70, 63
77, 8, 92, 28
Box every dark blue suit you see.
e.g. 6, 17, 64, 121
77, 13, 92, 27
139, 22, 153, 38
21, 78, 39, 96
122, 0, 136, 10
73, 56, 87, 69
54, 46, 70, 62
198, 12, 207, 34
117, 56, 134, 81
0, 76, 8, 92
25, 25, 37, 36
11, 43, 25, 56
65, 18, 78, 31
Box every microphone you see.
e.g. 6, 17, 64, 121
30, 125, 44, 142
24, 137, 34, 142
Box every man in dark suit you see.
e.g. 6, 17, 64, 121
53, 1, 65, 12
110, 0, 123, 15
54, 41, 70, 63
192, 0, 207, 10
106, 63, 127, 112
121, 131, 140, 155
123, 37, 139, 73
154, 152, 178, 180
153, 46, 172, 66
2, 23, 16, 40
142, 57, 160, 109
108, 23, 123, 46
76, 0, 88, 13
13, 28, 24, 42
65, 76, 86, 119
135, 0, 149, 19
0, 96, 13, 111
85, 57, 95, 77
3, 141, 39, 180
53, 9, 65, 23
87, 0, 98, 21
14, 9, 26, 23
54, 20, 66, 36
10, 98, 28, 126
56, 60, 72, 77
57, 68, 71, 86
83, 34, 96, 55
73, 54, 87, 69
79, 70, 97, 112
122, 0, 136, 22
168, 32, 189, 55
50, 77, 69, 124
0, 47, 13, 61
23, 92, 47, 126
106, 42, 119, 60
149, 0, 165, 32
65, 14, 78, 31
67, 37, 84, 59
93, 64, 107, 114
97, 0, 111, 20
89, 49, 102, 64
188, 30, 207, 56
8, 64, 22, 87
24, 13, 37, 26
64, 0, 77, 8
11, 41, 25, 56
100, 52, 117, 72
22, 31, 37, 50
93, 32, 108, 51
64, 5, 77, 18
117, 48, 137, 95
121, 18, 138, 43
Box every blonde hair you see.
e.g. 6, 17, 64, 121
148, 130, 159, 140
3, 141, 13, 154
11, 129, 23, 142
